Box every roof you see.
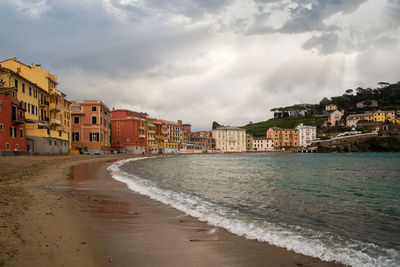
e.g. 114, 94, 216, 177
0, 87, 17, 94
214, 126, 246, 131
0, 66, 48, 93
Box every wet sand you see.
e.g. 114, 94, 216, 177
1, 156, 345, 266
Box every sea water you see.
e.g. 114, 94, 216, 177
107, 153, 400, 267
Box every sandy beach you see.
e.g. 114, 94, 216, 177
0, 155, 344, 267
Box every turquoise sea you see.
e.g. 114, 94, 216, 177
108, 153, 400, 267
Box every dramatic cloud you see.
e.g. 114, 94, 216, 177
0, 0, 399, 130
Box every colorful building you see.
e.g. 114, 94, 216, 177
190, 131, 215, 151
253, 138, 274, 151
326, 110, 344, 127
111, 109, 148, 154
346, 112, 374, 127
164, 120, 181, 149
212, 126, 246, 152
179, 120, 192, 148
246, 134, 253, 151
325, 104, 338, 111
0, 88, 27, 154
266, 127, 299, 150
0, 58, 69, 154
71, 100, 111, 153
146, 117, 158, 154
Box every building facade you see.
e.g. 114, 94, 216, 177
0, 88, 26, 154
325, 104, 338, 111
190, 131, 215, 151
111, 109, 147, 154
71, 100, 111, 153
253, 138, 274, 151
146, 117, 158, 154
327, 110, 344, 126
246, 134, 253, 151
0, 58, 69, 154
212, 126, 246, 152
296, 123, 317, 148
266, 127, 299, 150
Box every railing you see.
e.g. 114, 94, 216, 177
50, 118, 62, 125
139, 134, 146, 138
12, 115, 25, 124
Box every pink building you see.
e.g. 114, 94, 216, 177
70, 100, 111, 153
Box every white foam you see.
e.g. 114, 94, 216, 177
108, 157, 400, 267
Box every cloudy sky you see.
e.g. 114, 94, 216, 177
1, 0, 399, 130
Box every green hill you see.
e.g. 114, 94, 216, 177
242, 118, 311, 137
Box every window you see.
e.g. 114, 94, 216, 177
20, 128, 23, 138
92, 106, 97, 111
14, 79, 18, 89
15, 144, 19, 151
90, 132, 99, 142
117, 129, 120, 136
6, 143, 10, 150
92, 116, 97, 124
72, 132, 79, 142
22, 84, 25, 93
10, 127, 16, 138
74, 117, 79, 124
29, 87, 32, 96
0, 124, 2, 131
28, 103, 31, 114
12, 91, 15, 98
34, 89, 37, 98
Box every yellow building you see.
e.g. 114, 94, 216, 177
373, 110, 386, 122
146, 117, 158, 155
0, 58, 69, 154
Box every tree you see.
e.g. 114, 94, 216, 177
345, 89, 353, 95
319, 97, 330, 107
378, 82, 389, 87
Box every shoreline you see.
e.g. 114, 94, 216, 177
1, 155, 344, 266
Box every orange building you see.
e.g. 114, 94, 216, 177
266, 127, 299, 150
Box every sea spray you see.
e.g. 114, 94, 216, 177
108, 155, 400, 267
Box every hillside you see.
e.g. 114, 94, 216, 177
242, 118, 311, 137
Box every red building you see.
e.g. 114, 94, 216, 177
178, 120, 192, 146
0, 88, 27, 154
111, 109, 148, 154
190, 131, 215, 151
70, 100, 111, 153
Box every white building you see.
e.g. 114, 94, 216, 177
325, 104, 338, 111
253, 138, 274, 151
296, 123, 317, 147
212, 126, 246, 152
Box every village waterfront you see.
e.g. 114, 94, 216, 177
112, 152, 400, 267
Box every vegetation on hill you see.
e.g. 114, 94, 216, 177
316, 81, 400, 113
243, 118, 311, 137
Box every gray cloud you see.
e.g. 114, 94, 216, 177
0, 0, 399, 130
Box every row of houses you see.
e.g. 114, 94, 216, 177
246, 124, 317, 152
0, 58, 320, 155
324, 108, 400, 128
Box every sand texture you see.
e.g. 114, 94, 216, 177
0, 155, 345, 266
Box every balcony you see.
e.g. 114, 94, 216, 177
50, 118, 62, 125
148, 137, 155, 141
148, 130, 156, 134
139, 134, 146, 138
40, 100, 49, 107
12, 115, 25, 124
49, 102, 61, 112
